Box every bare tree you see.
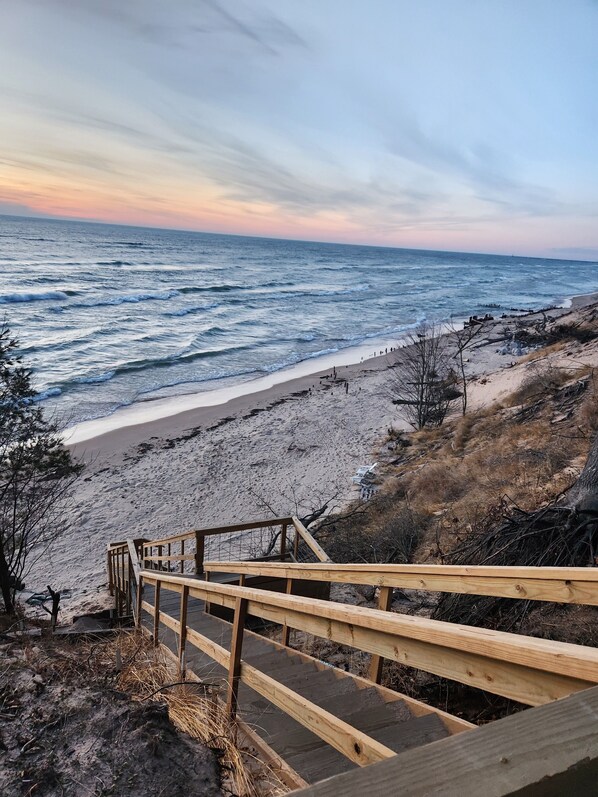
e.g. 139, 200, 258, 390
389, 322, 460, 429
448, 320, 483, 415
0, 325, 82, 613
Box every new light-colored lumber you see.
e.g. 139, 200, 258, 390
241, 662, 396, 767
294, 684, 598, 797
368, 586, 393, 684
291, 517, 332, 563
141, 571, 598, 704
202, 561, 598, 604
186, 626, 230, 669
226, 597, 248, 717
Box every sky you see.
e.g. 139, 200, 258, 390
1, 0, 597, 258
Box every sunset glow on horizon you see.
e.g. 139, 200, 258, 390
1, 1, 598, 259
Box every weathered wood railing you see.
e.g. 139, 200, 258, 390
106, 538, 146, 621
203, 560, 598, 682
140, 516, 330, 576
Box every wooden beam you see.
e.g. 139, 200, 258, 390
138, 516, 294, 548
281, 578, 293, 647
186, 626, 230, 669
292, 517, 332, 563
178, 585, 189, 675
202, 561, 598, 605
368, 586, 393, 684
226, 597, 248, 718
153, 581, 161, 645
144, 554, 196, 562
195, 532, 205, 575
280, 522, 287, 561
241, 663, 396, 766
140, 571, 598, 704
293, 685, 598, 797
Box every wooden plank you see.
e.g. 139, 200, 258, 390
195, 532, 205, 575
292, 517, 332, 563
178, 585, 189, 673
140, 516, 294, 548
142, 571, 598, 683
150, 630, 307, 791
281, 578, 293, 647
226, 597, 248, 717
241, 663, 396, 767
202, 561, 598, 605
293, 684, 598, 797
368, 586, 393, 684
127, 539, 141, 582
186, 626, 230, 669
153, 581, 161, 645
144, 554, 196, 562
140, 572, 598, 704
246, 600, 592, 706
135, 574, 143, 627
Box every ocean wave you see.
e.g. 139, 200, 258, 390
52, 343, 259, 393
165, 302, 221, 317
0, 290, 78, 304
180, 284, 245, 294
34, 387, 62, 401
77, 290, 180, 308
96, 260, 133, 266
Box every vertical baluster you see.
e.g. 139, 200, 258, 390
226, 596, 248, 718
153, 581, 161, 645
178, 585, 189, 677
136, 574, 143, 628
281, 577, 293, 647
368, 586, 393, 683
195, 532, 205, 575
280, 522, 287, 561
180, 539, 185, 574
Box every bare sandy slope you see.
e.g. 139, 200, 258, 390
26, 295, 598, 608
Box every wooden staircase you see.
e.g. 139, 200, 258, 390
106, 516, 598, 794
140, 582, 458, 786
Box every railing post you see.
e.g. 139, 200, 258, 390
180, 539, 185, 574
157, 544, 163, 570
178, 585, 189, 677
293, 525, 300, 560
153, 581, 161, 646
226, 596, 248, 718
195, 532, 205, 576
204, 570, 211, 614
127, 556, 133, 616
368, 586, 393, 684
107, 548, 114, 596
136, 574, 143, 628
280, 522, 287, 561
281, 578, 293, 647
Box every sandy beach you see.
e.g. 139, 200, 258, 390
27, 294, 598, 609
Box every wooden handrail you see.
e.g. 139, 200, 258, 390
292, 517, 332, 563
202, 561, 598, 605
140, 570, 598, 706
141, 517, 294, 549
141, 576, 396, 767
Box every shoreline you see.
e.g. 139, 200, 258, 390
64, 288, 596, 454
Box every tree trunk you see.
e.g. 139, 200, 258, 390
561, 432, 598, 514
0, 551, 14, 614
